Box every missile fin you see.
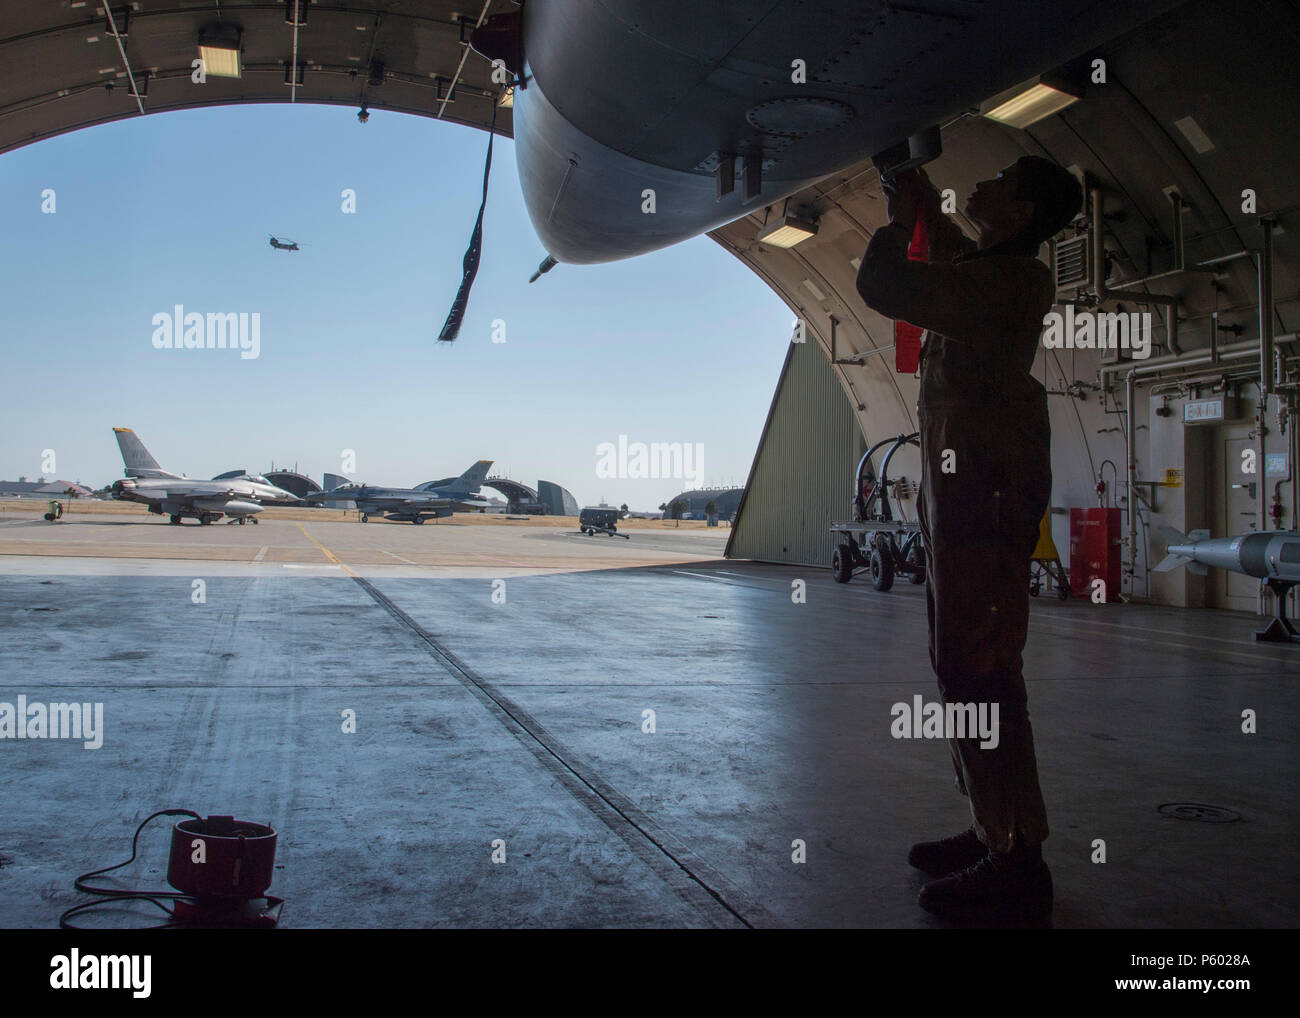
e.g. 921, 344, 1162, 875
1155, 552, 1187, 573
1188, 529, 1211, 542
1155, 525, 1187, 547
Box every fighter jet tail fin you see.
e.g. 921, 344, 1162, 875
113, 427, 181, 479
452, 460, 493, 493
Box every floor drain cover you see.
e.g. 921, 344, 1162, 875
1158, 802, 1243, 823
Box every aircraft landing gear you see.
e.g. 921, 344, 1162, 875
412, 516, 425, 525
360, 513, 369, 523
200, 513, 219, 526
169, 514, 182, 525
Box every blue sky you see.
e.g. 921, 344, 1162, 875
0, 103, 793, 511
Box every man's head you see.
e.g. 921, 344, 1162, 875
964, 156, 1083, 253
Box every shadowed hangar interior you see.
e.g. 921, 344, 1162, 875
0, 0, 1295, 951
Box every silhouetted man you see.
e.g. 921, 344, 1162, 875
856, 156, 1082, 921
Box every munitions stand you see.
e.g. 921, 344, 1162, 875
829, 432, 925, 591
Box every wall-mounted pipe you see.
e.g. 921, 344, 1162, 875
1146, 357, 1300, 393
1257, 219, 1277, 617
1259, 219, 1276, 396
1292, 403, 1299, 537
1125, 368, 1138, 592
1198, 249, 1254, 268
1099, 334, 1299, 382
1112, 336, 1300, 603
1256, 381, 1268, 616
1090, 187, 1181, 356
1171, 192, 1185, 272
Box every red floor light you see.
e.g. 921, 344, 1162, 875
167, 815, 282, 928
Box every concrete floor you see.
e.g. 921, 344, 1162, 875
1, 511, 1297, 928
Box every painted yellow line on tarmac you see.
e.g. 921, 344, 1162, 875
295, 523, 357, 576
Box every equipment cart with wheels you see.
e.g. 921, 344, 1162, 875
829, 433, 926, 591
579, 506, 630, 539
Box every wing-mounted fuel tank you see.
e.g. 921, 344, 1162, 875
194, 498, 263, 517
478, 0, 1184, 265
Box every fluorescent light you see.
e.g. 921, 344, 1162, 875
198, 25, 242, 78
498, 85, 515, 108
982, 77, 1080, 129
1173, 115, 1215, 154
757, 214, 817, 248
200, 46, 241, 78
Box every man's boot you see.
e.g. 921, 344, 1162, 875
918, 839, 1052, 920
908, 827, 988, 877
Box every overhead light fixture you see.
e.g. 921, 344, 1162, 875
497, 85, 515, 108
1173, 115, 1215, 154
105, 5, 129, 38
981, 75, 1081, 129
198, 24, 242, 78
757, 213, 818, 248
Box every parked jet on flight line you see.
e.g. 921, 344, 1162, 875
110, 427, 298, 526
311, 461, 494, 524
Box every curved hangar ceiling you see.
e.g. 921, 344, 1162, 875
712, 0, 1300, 607
0, 1, 516, 154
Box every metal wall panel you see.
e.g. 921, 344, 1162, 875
726, 339, 863, 567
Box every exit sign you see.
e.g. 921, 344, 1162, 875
1184, 397, 1238, 424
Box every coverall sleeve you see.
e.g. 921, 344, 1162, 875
914, 173, 977, 263
855, 223, 1034, 345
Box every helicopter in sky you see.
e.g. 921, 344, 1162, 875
267, 235, 300, 251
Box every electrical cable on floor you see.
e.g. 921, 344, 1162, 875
58, 808, 200, 930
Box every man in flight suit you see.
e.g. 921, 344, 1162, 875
856, 156, 1082, 921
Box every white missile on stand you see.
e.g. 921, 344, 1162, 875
1155, 527, 1300, 643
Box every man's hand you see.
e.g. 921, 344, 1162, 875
882, 168, 922, 231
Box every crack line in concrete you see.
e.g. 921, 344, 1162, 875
351, 574, 781, 930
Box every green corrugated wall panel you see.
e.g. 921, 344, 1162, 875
726, 339, 863, 566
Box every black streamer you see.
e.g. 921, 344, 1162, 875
437, 100, 499, 342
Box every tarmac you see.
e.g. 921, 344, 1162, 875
1, 505, 1296, 928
